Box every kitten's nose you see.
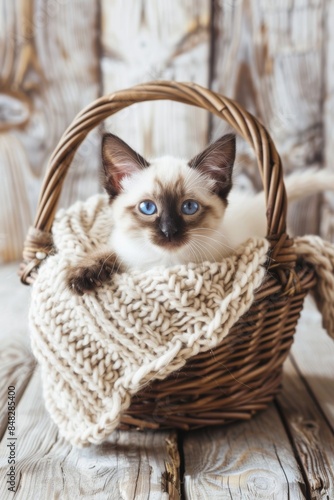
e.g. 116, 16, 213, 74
159, 218, 178, 241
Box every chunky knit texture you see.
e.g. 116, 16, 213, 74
29, 194, 269, 446
295, 236, 334, 340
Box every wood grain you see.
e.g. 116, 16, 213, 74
0, 368, 180, 499
182, 405, 306, 499
0, 263, 31, 343
277, 356, 334, 499
211, 0, 325, 235
56, 429, 180, 499
320, 0, 334, 242
101, 0, 211, 159
0, 0, 101, 263
0, 263, 35, 439
290, 296, 334, 432
0, 340, 35, 441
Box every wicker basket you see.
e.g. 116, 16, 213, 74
19, 81, 316, 431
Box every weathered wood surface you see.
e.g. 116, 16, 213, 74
101, 0, 212, 158
277, 357, 334, 499
0, 266, 333, 498
182, 406, 306, 499
276, 299, 334, 499
0, 0, 101, 262
0, 339, 34, 441
182, 297, 334, 499
290, 297, 334, 431
0, 264, 35, 440
0, 370, 180, 500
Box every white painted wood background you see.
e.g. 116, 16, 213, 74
0, 0, 333, 262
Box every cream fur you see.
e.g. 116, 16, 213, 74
108, 159, 334, 270
109, 156, 225, 269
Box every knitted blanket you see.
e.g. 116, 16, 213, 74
29, 194, 269, 447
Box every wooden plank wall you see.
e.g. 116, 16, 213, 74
101, 0, 211, 158
211, 0, 325, 236
0, 0, 101, 262
0, 0, 333, 262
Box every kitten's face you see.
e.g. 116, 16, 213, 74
102, 134, 236, 267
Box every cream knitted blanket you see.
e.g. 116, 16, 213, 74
29, 194, 269, 447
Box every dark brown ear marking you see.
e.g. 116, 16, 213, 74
102, 133, 149, 198
189, 134, 236, 200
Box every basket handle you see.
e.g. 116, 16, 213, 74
19, 81, 292, 284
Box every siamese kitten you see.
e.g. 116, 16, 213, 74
67, 133, 334, 295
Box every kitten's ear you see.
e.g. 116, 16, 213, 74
189, 134, 236, 200
102, 133, 149, 198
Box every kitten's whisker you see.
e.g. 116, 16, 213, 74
190, 238, 217, 263
192, 231, 235, 259
192, 235, 221, 253
188, 227, 224, 235
187, 240, 208, 265
104, 251, 125, 276
194, 241, 218, 263
185, 241, 201, 264
188, 229, 236, 252
114, 255, 125, 275
188, 227, 236, 247
191, 233, 230, 249
96, 252, 118, 279
188, 241, 206, 264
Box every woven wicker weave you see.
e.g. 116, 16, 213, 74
19, 81, 316, 431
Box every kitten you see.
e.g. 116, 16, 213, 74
67, 133, 334, 295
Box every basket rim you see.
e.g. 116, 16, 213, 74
19, 80, 293, 285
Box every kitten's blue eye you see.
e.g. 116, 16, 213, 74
181, 200, 199, 215
139, 200, 157, 215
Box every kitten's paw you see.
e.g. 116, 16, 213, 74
67, 259, 115, 295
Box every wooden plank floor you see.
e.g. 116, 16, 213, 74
0, 263, 333, 499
